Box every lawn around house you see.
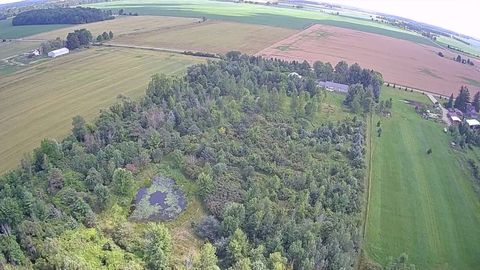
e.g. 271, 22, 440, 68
365, 86, 480, 269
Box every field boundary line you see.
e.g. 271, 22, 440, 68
98, 43, 220, 59
358, 113, 374, 269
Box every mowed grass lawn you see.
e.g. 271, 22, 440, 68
366, 87, 480, 269
0, 47, 203, 173
0, 40, 40, 59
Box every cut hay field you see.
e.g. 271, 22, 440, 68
24, 15, 200, 41
85, 0, 437, 47
365, 86, 480, 269
0, 18, 69, 39
112, 20, 297, 54
257, 24, 480, 96
0, 47, 204, 173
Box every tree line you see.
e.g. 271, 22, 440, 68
12, 7, 113, 26
0, 52, 380, 269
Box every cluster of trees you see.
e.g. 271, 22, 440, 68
446, 86, 480, 113
12, 7, 113, 26
66, 29, 92, 50
96, 31, 113, 42
0, 52, 367, 269
39, 38, 65, 55
118, 8, 139, 16
312, 60, 384, 114
455, 54, 475, 66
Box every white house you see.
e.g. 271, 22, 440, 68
48, 47, 69, 58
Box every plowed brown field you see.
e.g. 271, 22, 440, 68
257, 24, 480, 96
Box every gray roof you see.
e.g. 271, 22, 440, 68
317, 81, 349, 93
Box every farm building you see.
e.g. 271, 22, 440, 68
450, 115, 461, 124
48, 48, 69, 58
466, 119, 480, 128
317, 81, 349, 93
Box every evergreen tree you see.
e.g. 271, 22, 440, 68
446, 93, 454, 109
473, 92, 480, 112
454, 86, 470, 113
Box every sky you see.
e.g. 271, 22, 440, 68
0, 0, 478, 38
325, 0, 480, 39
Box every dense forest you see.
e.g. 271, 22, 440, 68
12, 7, 113, 26
0, 53, 382, 269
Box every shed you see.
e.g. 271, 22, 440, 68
466, 119, 480, 128
48, 47, 69, 58
450, 115, 461, 124
317, 81, 349, 93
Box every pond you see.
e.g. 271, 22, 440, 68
130, 176, 187, 221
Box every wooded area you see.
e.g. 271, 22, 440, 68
0, 52, 381, 269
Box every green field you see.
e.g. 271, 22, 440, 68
0, 18, 69, 39
437, 35, 480, 57
85, 0, 439, 47
365, 87, 480, 269
0, 47, 203, 173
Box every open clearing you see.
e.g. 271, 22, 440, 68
365, 87, 480, 269
85, 0, 437, 47
257, 24, 480, 96
24, 15, 200, 41
111, 20, 297, 54
0, 47, 203, 173
0, 18, 69, 39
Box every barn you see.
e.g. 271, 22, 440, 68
317, 81, 349, 93
48, 48, 69, 58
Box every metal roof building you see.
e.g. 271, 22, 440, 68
317, 81, 349, 93
48, 47, 69, 58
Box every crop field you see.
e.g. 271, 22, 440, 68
0, 47, 204, 173
24, 15, 200, 41
257, 24, 480, 96
365, 86, 480, 269
436, 35, 480, 58
112, 20, 297, 54
0, 18, 69, 39
85, 0, 438, 47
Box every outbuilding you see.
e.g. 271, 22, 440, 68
317, 81, 349, 94
450, 115, 461, 124
48, 47, 69, 58
466, 119, 480, 128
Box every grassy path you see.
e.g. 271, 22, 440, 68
365, 87, 480, 269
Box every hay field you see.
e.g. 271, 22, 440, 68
257, 24, 480, 96
0, 47, 203, 173
366, 87, 480, 269
24, 15, 200, 41
111, 20, 297, 54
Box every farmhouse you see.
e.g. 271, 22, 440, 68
48, 48, 69, 58
466, 119, 480, 128
317, 81, 349, 93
